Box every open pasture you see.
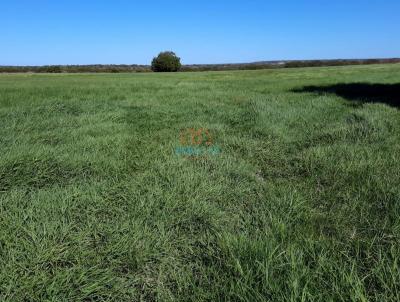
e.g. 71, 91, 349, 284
0, 64, 399, 301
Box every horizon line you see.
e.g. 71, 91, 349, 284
2, 57, 400, 67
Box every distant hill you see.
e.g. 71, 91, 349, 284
181, 58, 400, 71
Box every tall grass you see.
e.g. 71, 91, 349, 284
0, 64, 399, 301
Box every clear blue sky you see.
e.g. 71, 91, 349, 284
1, 0, 399, 65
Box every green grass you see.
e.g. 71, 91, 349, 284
0, 64, 399, 301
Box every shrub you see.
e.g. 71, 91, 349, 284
151, 51, 181, 72
37, 65, 62, 73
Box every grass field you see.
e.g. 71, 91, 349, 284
0, 64, 399, 301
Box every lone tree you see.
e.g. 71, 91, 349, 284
151, 51, 181, 72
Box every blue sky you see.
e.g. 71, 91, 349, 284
1, 0, 399, 65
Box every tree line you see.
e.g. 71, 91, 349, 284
1, 58, 399, 73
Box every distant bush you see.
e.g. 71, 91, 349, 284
135, 67, 152, 73
37, 65, 62, 73
151, 51, 181, 72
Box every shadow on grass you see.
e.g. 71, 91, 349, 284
293, 83, 400, 109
